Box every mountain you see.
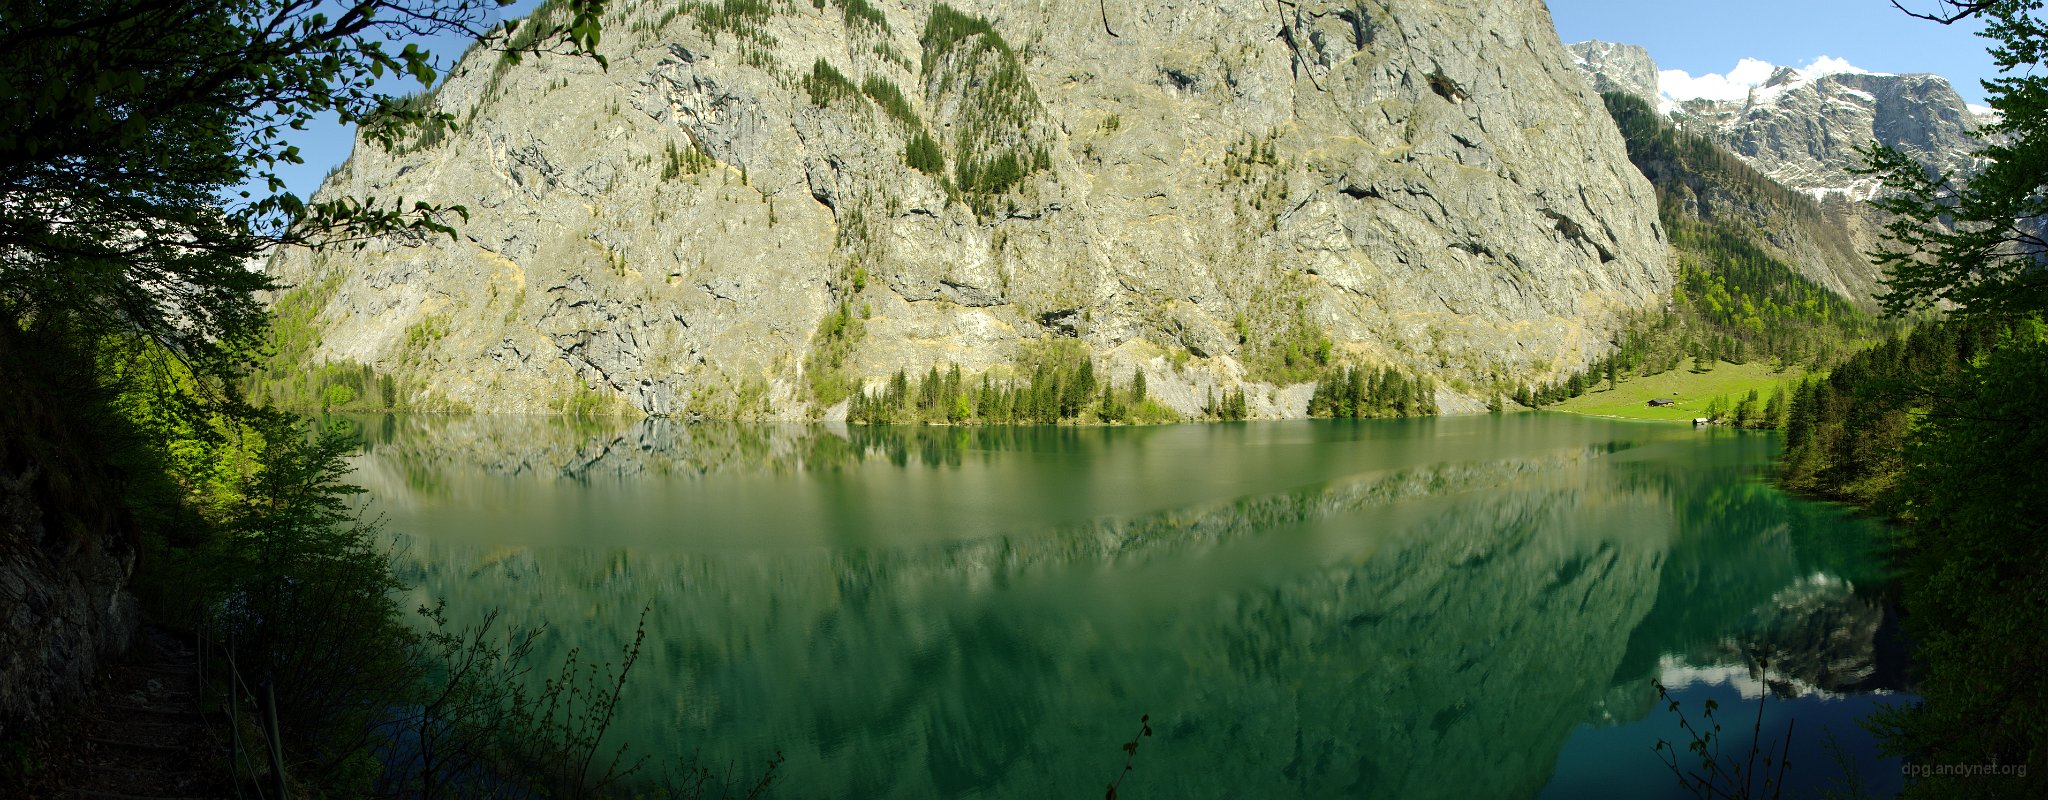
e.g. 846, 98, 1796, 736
1565, 41, 2000, 307
260, 0, 1670, 419
1672, 66, 1987, 202
1568, 41, 1988, 203
1600, 88, 1886, 308
1597, 90, 1884, 375
1566, 40, 1658, 108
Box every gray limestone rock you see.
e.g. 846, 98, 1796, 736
1675, 70, 1986, 201
267, 0, 1671, 418
1568, 44, 1990, 307
1567, 40, 1660, 107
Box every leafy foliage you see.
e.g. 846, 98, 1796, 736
1606, 92, 1836, 223
243, 273, 420, 412
0, 0, 733, 792
804, 301, 866, 408
201, 414, 420, 781
1650, 655, 1799, 800
1866, 322, 2048, 799
955, 150, 1033, 199
1605, 92, 1884, 364
1104, 714, 1155, 800
0, 0, 609, 392
835, 0, 890, 32
1235, 288, 1334, 385
1778, 318, 2007, 506
905, 131, 946, 176
1203, 387, 1249, 421
919, 3, 1002, 69
1515, 91, 1896, 414
861, 75, 919, 127
662, 137, 717, 181
693, 0, 778, 45
1860, 4, 2048, 317
1782, 4, 2048, 796
1668, 217, 1872, 350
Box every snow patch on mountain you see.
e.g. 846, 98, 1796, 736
1659, 55, 1886, 105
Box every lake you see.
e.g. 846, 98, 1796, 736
339, 413, 1910, 798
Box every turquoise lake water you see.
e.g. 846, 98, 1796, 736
341, 413, 1910, 798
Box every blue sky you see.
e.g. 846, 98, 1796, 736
256, 0, 546, 204
1548, 0, 1998, 105
264, 0, 2005, 202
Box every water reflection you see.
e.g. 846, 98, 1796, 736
342, 414, 1902, 798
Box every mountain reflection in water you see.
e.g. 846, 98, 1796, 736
338, 414, 1906, 799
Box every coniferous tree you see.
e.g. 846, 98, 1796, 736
1792, 5, 2048, 793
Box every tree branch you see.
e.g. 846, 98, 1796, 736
1888, 0, 2000, 24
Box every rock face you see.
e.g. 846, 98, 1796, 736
1566, 41, 1987, 202
0, 335, 139, 742
1673, 68, 1986, 201
1566, 40, 1659, 107
1566, 42, 1990, 305
1596, 89, 1889, 306
271, 0, 1670, 418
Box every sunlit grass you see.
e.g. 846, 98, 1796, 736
1551, 360, 1808, 422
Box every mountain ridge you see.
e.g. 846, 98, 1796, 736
1567, 39, 1988, 202
261, 0, 1670, 419
1566, 39, 2003, 308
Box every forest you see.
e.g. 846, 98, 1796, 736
1507, 91, 1897, 418
1767, 3, 2048, 796
0, 0, 773, 795
2, 0, 2043, 796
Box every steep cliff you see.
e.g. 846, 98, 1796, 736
1568, 41, 1899, 306
1673, 67, 1986, 202
0, 331, 139, 743
1567, 41, 1988, 203
266, 0, 1670, 418
1566, 40, 1658, 108
1599, 89, 1886, 307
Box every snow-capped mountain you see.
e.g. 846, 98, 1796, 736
1672, 65, 1987, 200
1569, 41, 1990, 201
1566, 40, 1658, 108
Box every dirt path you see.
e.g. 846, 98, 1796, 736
30, 626, 230, 799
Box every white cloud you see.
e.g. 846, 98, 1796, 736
1803, 56, 1864, 77
1659, 56, 1881, 104
1659, 58, 1776, 103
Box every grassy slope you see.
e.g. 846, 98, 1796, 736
1551, 360, 1808, 421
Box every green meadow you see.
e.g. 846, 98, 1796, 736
1550, 360, 1808, 422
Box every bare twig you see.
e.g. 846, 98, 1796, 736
1104, 713, 1155, 799
1887, 0, 1998, 24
